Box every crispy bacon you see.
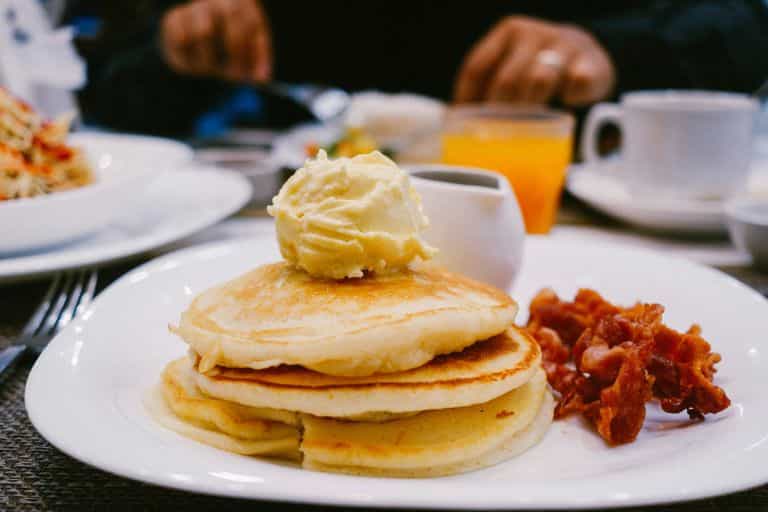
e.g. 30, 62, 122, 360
526, 288, 730, 445
651, 325, 730, 418
527, 288, 620, 345
530, 327, 574, 394
589, 351, 654, 444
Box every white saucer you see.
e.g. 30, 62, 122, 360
26, 235, 768, 509
566, 163, 727, 234
0, 167, 251, 282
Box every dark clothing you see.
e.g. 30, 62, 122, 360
67, 1, 768, 136
265, 1, 768, 99
584, 1, 768, 96
67, 1, 235, 136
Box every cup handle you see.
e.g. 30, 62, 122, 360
580, 103, 623, 165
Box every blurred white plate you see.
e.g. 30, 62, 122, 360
0, 166, 250, 282
725, 198, 768, 270
0, 132, 194, 252
270, 119, 441, 172
567, 163, 726, 234
26, 235, 768, 509
269, 123, 339, 171
567, 161, 768, 235
69, 132, 194, 165
195, 147, 282, 206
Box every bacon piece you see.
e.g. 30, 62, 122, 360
525, 288, 730, 445
528, 327, 573, 392
586, 350, 654, 445
650, 325, 730, 418
528, 288, 619, 345
567, 304, 660, 444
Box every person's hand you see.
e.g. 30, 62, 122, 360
455, 16, 615, 106
161, 0, 272, 83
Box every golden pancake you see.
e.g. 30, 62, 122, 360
194, 327, 541, 418
303, 393, 554, 477
150, 358, 301, 459
147, 386, 301, 459
301, 370, 552, 477
148, 361, 552, 475
172, 261, 517, 376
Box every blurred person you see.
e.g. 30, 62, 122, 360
264, 1, 768, 107
160, 0, 271, 84
452, 2, 768, 107
66, 0, 274, 135
64, 1, 768, 136
453, 16, 615, 107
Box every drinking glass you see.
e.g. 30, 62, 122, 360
441, 105, 574, 234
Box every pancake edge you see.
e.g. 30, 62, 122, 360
193, 331, 542, 417
302, 388, 554, 477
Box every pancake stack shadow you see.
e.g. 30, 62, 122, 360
150, 261, 553, 477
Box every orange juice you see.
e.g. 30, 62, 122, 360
441, 109, 573, 234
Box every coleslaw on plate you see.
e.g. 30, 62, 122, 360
0, 88, 93, 200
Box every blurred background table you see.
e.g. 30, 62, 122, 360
1, 172, 766, 511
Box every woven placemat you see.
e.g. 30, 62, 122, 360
2, 269, 767, 511
0, 275, 319, 511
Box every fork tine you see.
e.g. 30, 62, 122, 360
58, 269, 98, 328
57, 270, 87, 329
74, 269, 98, 316
18, 273, 64, 338
39, 272, 75, 336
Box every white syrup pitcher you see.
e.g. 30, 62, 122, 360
408, 165, 525, 291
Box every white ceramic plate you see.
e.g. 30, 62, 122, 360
68, 132, 194, 165
0, 132, 194, 252
269, 120, 441, 170
25, 235, 768, 509
567, 163, 726, 234
269, 122, 340, 170
0, 167, 250, 282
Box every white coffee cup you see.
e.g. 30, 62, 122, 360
581, 90, 758, 199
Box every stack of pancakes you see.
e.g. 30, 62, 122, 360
152, 262, 553, 477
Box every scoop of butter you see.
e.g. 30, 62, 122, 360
267, 150, 436, 279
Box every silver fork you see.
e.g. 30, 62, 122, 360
0, 269, 98, 379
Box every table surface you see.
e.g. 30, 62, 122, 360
2, 195, 767, 511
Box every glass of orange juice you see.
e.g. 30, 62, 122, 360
441, 105, 573, 234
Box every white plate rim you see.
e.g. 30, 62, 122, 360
566, 164, 726, 233
0, 169, 251, 281
24, 235, 768, 509
269, 122, 341, 170
567, 164, 724, 215
68, 132, 194, 162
